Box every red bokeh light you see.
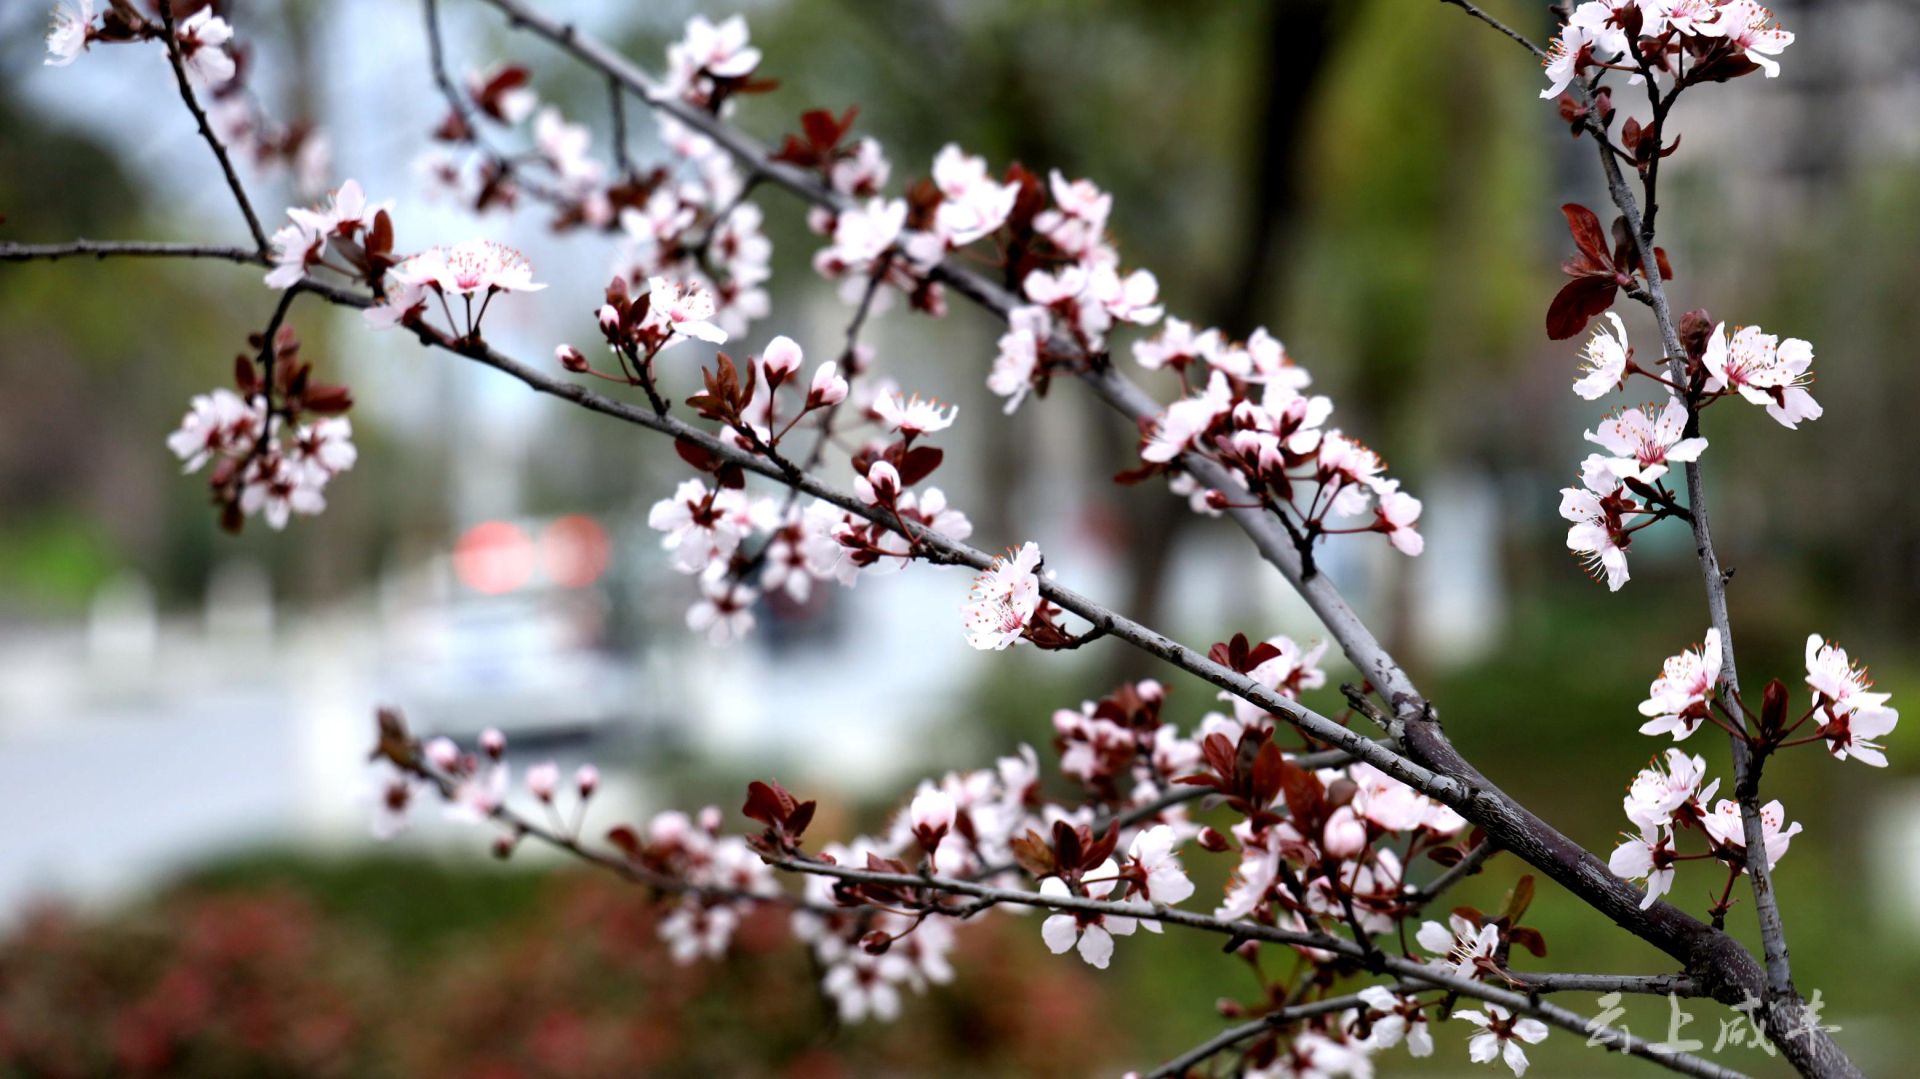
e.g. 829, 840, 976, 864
452, 520, 535, 594
542, 515, 611, 588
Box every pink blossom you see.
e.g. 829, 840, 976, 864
1637, 629, 1722, 740
1623, 748, 1718, 831
874, 390, 958, 436
759, 334, 803, 381
646, 277, 728, 344
396, 240, 547, 296
1702, 798, 1802, 871
1039, 864, 1136, 969
176, 9, 236, 86
962, 542, 1043, 651
1457, 1005, 1549, 1076
1572, 312, 1631, 400
1608, 826, 1677, 909
1716, 0, 1795, 77
1701, 322, 1821, 428
44, 0, 94, 67
807, 361, 849, 408
1141, 371, 1233, 463
1586, 396, 1707, 483
687, 574, 755, 645
1805, 634, 1898, 767
166, 389, 266, 472
930, 144, 1018, 245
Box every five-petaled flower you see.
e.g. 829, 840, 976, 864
962, 542, 1044, 651
1457, 1005, 1549, 1076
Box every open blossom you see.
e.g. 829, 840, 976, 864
930, 144, 1018, 246
1559, 455, 1634, 591
176, 8, 236, 86
1585, 396, 1707, 483
646, 277, 728, 344
668, 14, 761, 83
874, 391, 958, 436
1141, 370, 1233, 463
1701, 322, 1821, 429
819, 197, 905, 273
1609, 825, 1678, 909
962, 542, 1043, 651
1805, 634, 1899, 766
647, 477, 755, 574
1133, 316, 1221, 373
45, 0, 95, 66
1416, 915, 1499, 980
1624, 748, 1718, 831
396, 240, 546, 296
687, 573, 756, 646
1358, 985, 1434, 1058
1039, 865, 1136, 969
167, 389, 266, 472
1572, 312, 1630, 400
1457, 1005, 1550, 1076
988, 306, 1048, 413
240, 452, 328, 530
659, 900, 739, 965
1122, 825, 1195, 910
1638, 629, 1722, 740
1717, 0, 1796, 77
1702, 798, 1802, 870
1373, 481, 1425, 556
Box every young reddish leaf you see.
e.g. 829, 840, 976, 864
1508, 925, 1549, 958
1561, 203, 1612, 266
606, 825, 641, 858
1546, 275, 1617, 340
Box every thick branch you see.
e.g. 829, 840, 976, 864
1512, 971, 1701, 997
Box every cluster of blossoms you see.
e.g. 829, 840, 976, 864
1541, 0, 1795, 99
1556, 303, 1819, 589
635, 320, 977, 644
47, 1, 232, 83
47, 0, 330, 192
1607, 627, 1898, 908
1123, 324, 1424, 556
415, 27, 774, 340
369, 643, 1587, 1075
165, 324, 355, 532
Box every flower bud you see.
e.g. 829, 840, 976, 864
909, 789, 956, 848
556, 344, 589, 372
575, 763, 600, 798
425, 736, 460, 771
1323, 806, 1368, 859
1197, 827, 1234, 853
527, 760, 559, 802
480, 728, 506, 760
761, 335, 804, 381
1761, 678, 1789, 740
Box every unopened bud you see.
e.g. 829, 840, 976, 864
861, 930, 893, 955
1197, 827, 1234, 853
556, 344, 589, 372
575, 764, 600, 798
1761, 678, 1790, 739
480, 728, 506, 760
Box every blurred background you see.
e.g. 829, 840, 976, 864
3, 0, 1918, 1074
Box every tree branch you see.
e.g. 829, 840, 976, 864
0, 239, 266, 265
156, 0, 268, 254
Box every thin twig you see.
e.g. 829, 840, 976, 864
0, 240, 266, 265
156, 0, 268, 253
